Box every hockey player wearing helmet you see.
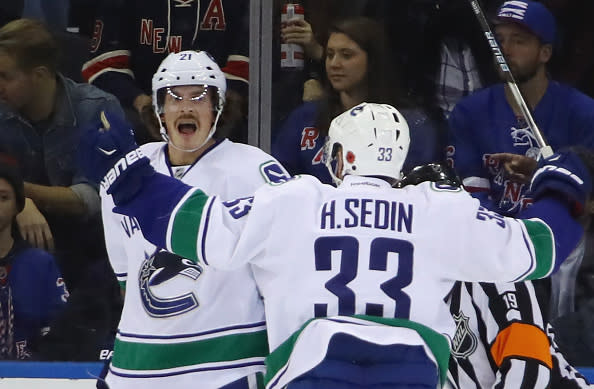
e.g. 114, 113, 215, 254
152, 50, 227, 160
82, 101, 592, 388
92, 50, 289, 389
323, 103, 410, 186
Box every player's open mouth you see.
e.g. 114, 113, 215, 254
177, 120, 198, 135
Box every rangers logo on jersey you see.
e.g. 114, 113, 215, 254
451, 312, 478, 359
483, 154, 533, 213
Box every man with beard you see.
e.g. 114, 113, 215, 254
447, 0, 594, 216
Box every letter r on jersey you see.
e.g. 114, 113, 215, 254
300, 127, 319, 150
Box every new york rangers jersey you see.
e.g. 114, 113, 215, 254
448, 81, 594, 214
116, 173, 583, 387
101, 139, 288, 388
82, 0, 249, 108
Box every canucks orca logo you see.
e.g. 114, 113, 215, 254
451, 312, 478, 359
139, 250, 203, 317
260, 161, 290, 185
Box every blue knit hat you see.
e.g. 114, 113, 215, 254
495, 1, 556, 45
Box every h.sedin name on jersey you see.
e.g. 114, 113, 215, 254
320, 198, 413, 233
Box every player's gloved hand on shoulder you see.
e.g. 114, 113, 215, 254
529, 150, 592, 216
79, 110, 155, 205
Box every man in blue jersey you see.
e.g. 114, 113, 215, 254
448, 0, 594, 216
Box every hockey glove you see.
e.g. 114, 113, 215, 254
79, 110, 155, 205
529, 150, 592, 216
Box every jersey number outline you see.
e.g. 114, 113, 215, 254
313, 236, 413, 318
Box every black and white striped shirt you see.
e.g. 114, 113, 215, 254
447, 281, 592, 388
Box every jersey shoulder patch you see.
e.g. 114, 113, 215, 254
260, 160, 291, 185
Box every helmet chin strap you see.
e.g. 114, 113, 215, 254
325, 146, 345, 186
160, 110, 222, 153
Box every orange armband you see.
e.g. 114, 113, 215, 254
490, 322, 552, 369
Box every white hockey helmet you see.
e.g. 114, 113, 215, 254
152, 50, 227, 149
324, 102, 410, 185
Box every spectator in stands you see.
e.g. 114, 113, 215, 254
0, 19, 123, 360
448, 0, 594, 215
273, 16, 445, 184
81, 0, 250, 145
0, 18, 122, 289
272, 0, 368, 127
0, 154, 68, 360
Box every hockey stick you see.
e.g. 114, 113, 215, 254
467, 0, 554, 158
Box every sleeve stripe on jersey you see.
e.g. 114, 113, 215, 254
513, 223, 537, 282
520, 219, 555, 280
82, 50, 132, 82
168, 188, 210, 262
199, 196, 217, 266
490, 322, 553, 369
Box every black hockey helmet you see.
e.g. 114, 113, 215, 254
396, 162, 462, 188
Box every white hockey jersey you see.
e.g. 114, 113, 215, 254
101, 139, 288, 389
117, 174, 583, 388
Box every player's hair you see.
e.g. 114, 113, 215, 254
0, 18, 60, 74
316, 17, 409, 137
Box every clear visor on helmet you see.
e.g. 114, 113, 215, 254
156, 85, 217, 115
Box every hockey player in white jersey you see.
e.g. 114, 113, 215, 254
81, 102, 590, 388
98, 50, 289, 389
